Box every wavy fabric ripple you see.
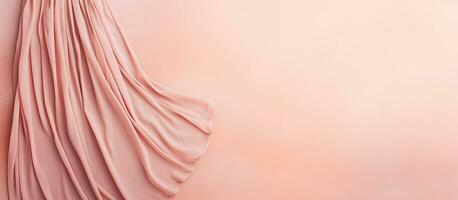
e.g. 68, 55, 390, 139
7, 0, 214, 199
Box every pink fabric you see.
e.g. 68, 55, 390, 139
7, 0, 214, 199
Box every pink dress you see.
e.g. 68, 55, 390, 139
8, 0, 214, 199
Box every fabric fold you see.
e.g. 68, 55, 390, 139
8, 0, 214, 199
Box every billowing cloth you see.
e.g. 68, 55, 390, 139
8, 0, 214, 199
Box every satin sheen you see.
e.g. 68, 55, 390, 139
7, 0, 214, 199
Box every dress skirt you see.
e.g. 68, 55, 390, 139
8, 0, 214, 199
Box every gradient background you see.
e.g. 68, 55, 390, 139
2, 0, 458, 199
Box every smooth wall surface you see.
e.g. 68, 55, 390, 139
2, 0, 458, 199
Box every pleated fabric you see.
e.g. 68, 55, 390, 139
7, 0, 214, 199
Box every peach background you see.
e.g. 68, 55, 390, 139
2, 0, 458, 199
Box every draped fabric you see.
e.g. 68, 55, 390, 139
8, 0, 214, 199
